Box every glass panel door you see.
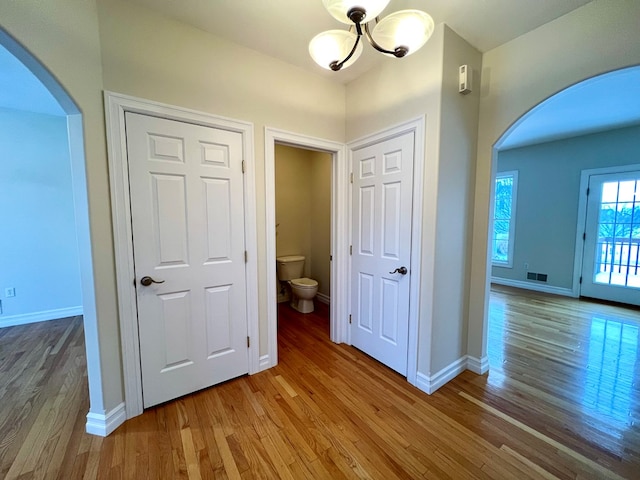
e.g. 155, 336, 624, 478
581, 171, 640, 305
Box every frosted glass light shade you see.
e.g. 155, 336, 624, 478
322, 0, 391, 24
309, 30, 363, 70
372, 10, 434, 56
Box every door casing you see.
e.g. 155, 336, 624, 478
105, 92, 260, 419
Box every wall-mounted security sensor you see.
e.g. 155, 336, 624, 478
459, 65, 472, 94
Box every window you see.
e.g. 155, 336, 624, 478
492, 171, 518, 267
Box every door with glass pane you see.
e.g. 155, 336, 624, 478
581, 171, 640, 306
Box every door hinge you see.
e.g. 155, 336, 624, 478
579, 276, 583, 284
583, 232, 586, 241
350, 245, 353, 255
330, 254, 333, 261
349, 314, 352, 324
244, 251, 248, 263
242, 160, 246, 174
586, 187, 590, 196
350, 172, 353, 184
247, 336, 250, 348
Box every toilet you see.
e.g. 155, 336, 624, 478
276, 255, 318, 314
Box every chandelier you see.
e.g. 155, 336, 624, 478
309, 0, 435, 71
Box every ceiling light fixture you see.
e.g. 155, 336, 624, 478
309, 0, 435, 71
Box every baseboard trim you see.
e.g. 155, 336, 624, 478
258, 354, 272, 371
0, 306, 83, 328
85, 402, 126, 437
491, 277, 575, 297
415, 356, 468, 395
467, 355, 489, 374
415, 355, 490, 395
316, 293, 330, 305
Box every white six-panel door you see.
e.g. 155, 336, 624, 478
126, 112, 249, 407
350, 131, 414, 375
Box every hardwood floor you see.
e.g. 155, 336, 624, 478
1, 289, 639, 479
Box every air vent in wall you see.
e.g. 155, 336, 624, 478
526, 272, 548, 283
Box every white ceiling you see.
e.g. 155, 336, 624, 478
500, 66, 640, 150
3, 0, 639, 147
122, 0, 594, 84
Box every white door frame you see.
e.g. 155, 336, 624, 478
347, 117, 425, 387
264, 128, 350, 368
573, 162, 640, 297
105, 91, 260, 419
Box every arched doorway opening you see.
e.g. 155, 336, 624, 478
0, 28, 102, 428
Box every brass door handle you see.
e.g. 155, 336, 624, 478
140, 276, 165, 286
389, 267, 408, 275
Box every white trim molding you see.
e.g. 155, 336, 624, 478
466, 355, 489, 375
0, 306, 83, 328
415, 357, 468, 395
265, 127, 349, 368
85, 402, 126, 437
415, 355, 487, 395
491, 276, 575, 298
104, 91, 259, 420
347, 116, 425, 387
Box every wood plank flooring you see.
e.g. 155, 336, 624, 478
1, 288, 639, 479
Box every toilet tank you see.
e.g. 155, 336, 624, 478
276, 255, 305, 281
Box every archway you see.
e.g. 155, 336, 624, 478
486, 65, 640, 359
0, 28, 103, 431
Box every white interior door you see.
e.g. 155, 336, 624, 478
581, 170, 640, 306
126, 112, 249, 408
350, 131, 414, 375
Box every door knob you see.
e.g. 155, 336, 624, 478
140, 276, 165, 286
389, 266, 408, 275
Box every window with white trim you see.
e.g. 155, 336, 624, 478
492, 171, 518, 267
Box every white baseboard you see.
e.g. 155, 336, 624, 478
85, 402, 126, 437
415, 355, 489, 395
491, 277, 575, 297
467, 355, 489, 375
316, 293, 330, 305
415, 356, 468, 395
0, 306, 83, 328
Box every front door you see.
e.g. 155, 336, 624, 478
126, 112, 249, 408
581, 170, 640, 306
350, 131, 414, 375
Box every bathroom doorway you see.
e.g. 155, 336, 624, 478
265, 128, 349, 369
274, 144, 332, 309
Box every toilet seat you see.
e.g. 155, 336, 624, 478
291, 277, 318, 288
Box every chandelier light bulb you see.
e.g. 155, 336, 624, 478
309, 30, 363, 70
372, 10, 434, 56
322, 0, 391, 24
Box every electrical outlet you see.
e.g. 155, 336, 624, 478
5, 287, 15, 298
524, 263, 529, 270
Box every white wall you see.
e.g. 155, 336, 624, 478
0, 108, 82, 325
493, 125, 640, 290
469, 0, 640, 362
